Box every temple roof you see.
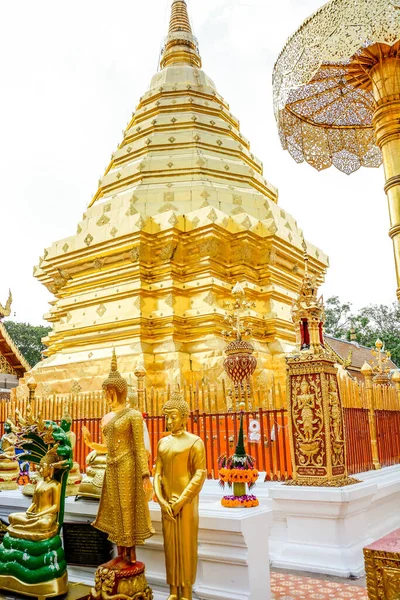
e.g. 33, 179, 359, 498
325, 335, 398, 381
0, 322, 30, 377
0, 290, 30, 376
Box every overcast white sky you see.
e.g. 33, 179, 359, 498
0, 0, 395, 325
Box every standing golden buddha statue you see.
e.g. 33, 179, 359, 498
60, 407, 82, 496
83, 351, 154, 600
83, 351, 154, 560
154, 393, 207, 600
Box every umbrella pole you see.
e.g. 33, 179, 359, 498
371, 57, 400, 300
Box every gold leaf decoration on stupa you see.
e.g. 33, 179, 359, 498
96, 304, 106, 317
96, 215, 110, 227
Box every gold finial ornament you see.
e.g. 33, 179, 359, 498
361, 357, 382, 469
291, 239, 326, 355
369, 339, 392, 385
392, 369, 400, 384
27, 376, 37, 400
222, 283, 257, 386
0, 290, 12, 319
273, 0, 400, 299
160, 0, 202, 69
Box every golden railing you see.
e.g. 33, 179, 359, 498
6, 376, 287, 418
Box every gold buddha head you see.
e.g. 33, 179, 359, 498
39, 446, 61, 479
102, 350, 128, 407
300, 378, 309, 394
163, 392, 190, 434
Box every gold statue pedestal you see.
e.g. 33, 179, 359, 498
0, 459, 20, 491
0, 571, 68, 600
90, 558, 152, 600
66, 462, 83, 497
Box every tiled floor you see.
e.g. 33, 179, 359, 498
271, 572, 368, 599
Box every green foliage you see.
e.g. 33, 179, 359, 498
3, 321, 50, 367
324, 296, 353, 339
324, 297, 400, 366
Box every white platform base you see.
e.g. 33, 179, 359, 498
0, 492, 272, 600
1, 465, 399, 584
268, 465, 400, 577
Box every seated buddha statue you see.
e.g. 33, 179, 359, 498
0, 420, 20, 490
8, 446, 64, 542
60, 407, 82, 496
78, 449, 107, 499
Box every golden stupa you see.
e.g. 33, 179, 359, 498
24, 0, 328, 395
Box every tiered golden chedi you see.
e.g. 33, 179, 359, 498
27, 0, 328, 394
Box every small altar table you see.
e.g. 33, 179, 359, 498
364, 528, 400, 599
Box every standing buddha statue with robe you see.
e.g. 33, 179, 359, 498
82, 351, 154, 563
60, 407, 82, 496
0, 420, 19, 490
154, 393, 207, 600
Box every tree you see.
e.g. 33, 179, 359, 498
3, 321, 51, 368
324, 297, 400, 367
324, 296, 353, 339
352, 304, 400, 366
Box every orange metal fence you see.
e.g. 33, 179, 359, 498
59, 409, 400, 478
146, 409, 292, 481
343, 408, 374, 474
0, 408, 292, 482
375, 410, 400, 467
2, 407, 400, 478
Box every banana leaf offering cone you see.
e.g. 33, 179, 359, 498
218, 411, 259, 508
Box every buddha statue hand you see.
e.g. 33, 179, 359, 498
82, 426, 92, 447
171, 496, 186, 516
142, 475, 153, 501
82, 425, 107, 454
160, 501, 176, 523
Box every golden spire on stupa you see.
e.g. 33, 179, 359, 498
30, 0, 329, 396
161, 0, 202, 69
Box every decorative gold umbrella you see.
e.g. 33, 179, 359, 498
273, 0, 400, 298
